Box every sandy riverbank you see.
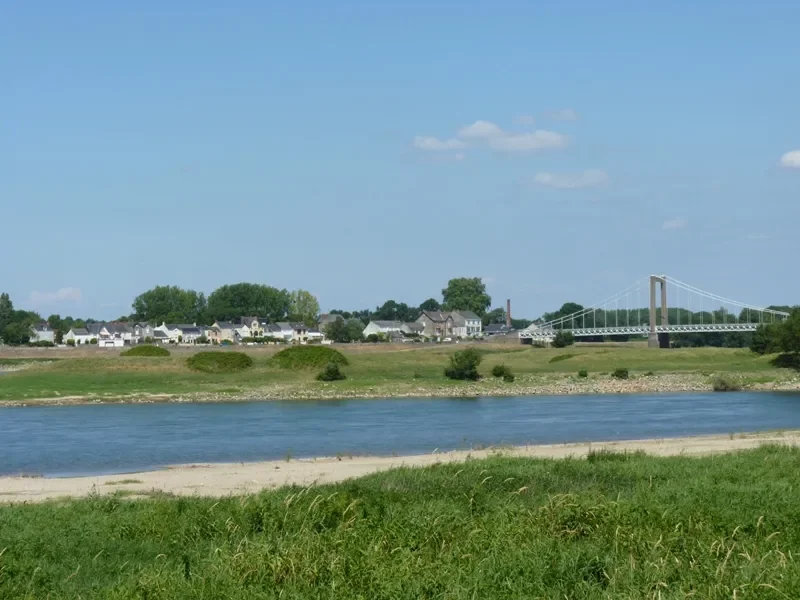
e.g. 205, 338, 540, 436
2, 430, 798, 503
4, 372, 800, 407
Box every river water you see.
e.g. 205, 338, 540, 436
1, 392, 799, 477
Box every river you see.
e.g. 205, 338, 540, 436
1, 392, 799, 477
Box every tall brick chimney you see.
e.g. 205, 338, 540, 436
506, 299, 512, 328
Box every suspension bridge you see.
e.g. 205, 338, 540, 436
518, 275, 789, 348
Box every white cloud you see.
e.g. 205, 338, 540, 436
413, 136, 466, 151
29, 287, 83, 306
546, 108, 579, 121
490, 130, 568, 152
516, 115, 536, 125
779, 150, 800, 169
457, 120, 505, 140
533, 169, 609, 189
662, 218, 687, 231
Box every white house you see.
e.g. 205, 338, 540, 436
29, 322, 56, 344
155, 323, 181, 343
449, 311, 483, 338
64, 327, 92, 345
267, 322, 311, 343
363, 320, 402, 338
176, 325, 205, 344
306, 328, 324, 343
234, 323, 251, 340
133, 322, 155, 342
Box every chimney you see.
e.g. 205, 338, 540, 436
506, 299, 512, 328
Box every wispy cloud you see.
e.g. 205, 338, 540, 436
545, 108, 579, 121
29, 287, 83, 306
413, 119, 568, 156
779, 150, 800, 169
413, 136, 466, 151
457, 120, 568, 152
662, 218, 687, 231
533, 169, 609, 189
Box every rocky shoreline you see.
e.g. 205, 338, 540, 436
3, 372, 800, 407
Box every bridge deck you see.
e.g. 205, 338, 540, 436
518, 322, 762, 339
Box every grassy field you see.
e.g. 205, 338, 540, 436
1, 446, 799, 598
0, 344, 791, 402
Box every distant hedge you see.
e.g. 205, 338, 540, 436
187, 351, 253, 373
121, 345, 170, 357
269, 346, 349, 370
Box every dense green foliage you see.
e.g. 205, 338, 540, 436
712, 375, 743, 392
611, 368, 629, 380
445, 347, 482, 380
441, 277, 491, 317
132, 285, 207, 324
578, 369, 588, 378
323, 319, 364, 343
269, 346, 349, 369
186, 352, 253, 373
288, 289, 321, 327
2, 448, 800, 598
120, 345, 170, 357
206, 283, 291, 323
749, 310, 800, 360
490, 364, 510, 378
551, 330, 575, 348
316, 361, 346, 381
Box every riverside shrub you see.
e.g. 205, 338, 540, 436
269, 346, 348, 369
316, 362, 346, 381
121, 345, 170, 357
445, 348, 482, 381
611, 368, 629, 380
187, 352, 253, 373
712, 375, 742, 392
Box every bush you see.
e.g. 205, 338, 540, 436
90, 338, 98, 345
712, 375, 742, 392
143, 336, 154, 344
491, 364, 510, 378
578, 369, 588, 378
187, 352, 253, 373
269, 346, 348, 369
551, 331, 575, 348
316, 362, 346, 381
611, 368, 629, 380
503, 372, 515, 383
196, 335, 209, 344
27, 341, 55, 348
445, 347, 482, 381
365, 333, 380, 343
66, 339, 75, 347
121, 345, 170, 357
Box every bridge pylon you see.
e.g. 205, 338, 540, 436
648, 275, 669, 348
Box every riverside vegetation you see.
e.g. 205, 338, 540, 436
1, 446, 800, 598
1, 344, 800, 403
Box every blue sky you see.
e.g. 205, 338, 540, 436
2, 1, 799, 320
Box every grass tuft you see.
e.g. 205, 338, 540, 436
712, 375, 743, 392
549, 353, 576, 364
269, 346, 349, 369
187, 352, 253, 373
120, 345, 170, 357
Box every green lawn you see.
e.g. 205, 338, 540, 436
0, 344, 786, 402
1, 446, 799, 598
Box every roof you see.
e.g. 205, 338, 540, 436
402, 322, 424, 332
451, 310, 481, 321
290, 322, 308, 330
419, 311, 452, 323
153, 330, 169, 338
31, 322, 50, 332
484, 324, 513, 334
240, 316, 259, 325
178, 327, 202, 335
319, 313, 344, 323
70, 328, 89, 336
212, 321, 235, 330
370, 320, 402, 328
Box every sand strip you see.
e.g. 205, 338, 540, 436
2, 431, 798, 503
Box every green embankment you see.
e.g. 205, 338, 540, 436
0, 345, 788, 402
1, 447, 799, 598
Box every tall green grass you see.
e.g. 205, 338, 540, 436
1, 446, 799, 598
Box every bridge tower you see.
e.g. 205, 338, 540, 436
648, 275, 669, 348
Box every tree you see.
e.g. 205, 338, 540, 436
419, 298, 441, 312
441, 278, 491, 317
288, 290, 321, 327
54, 329, 64, 345
482, 307, 506, 326
373, 300, 419, 323
0, 293, 14, 332
551, 331, 575, 348
2, 322, 30, 345
778, 310, 800, 355
47, 314, 62, 330
206, 283, 290, 323
323, 319, 364, 343
132, 286, 206, 324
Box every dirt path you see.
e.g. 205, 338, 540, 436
2, 431, 797, 503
